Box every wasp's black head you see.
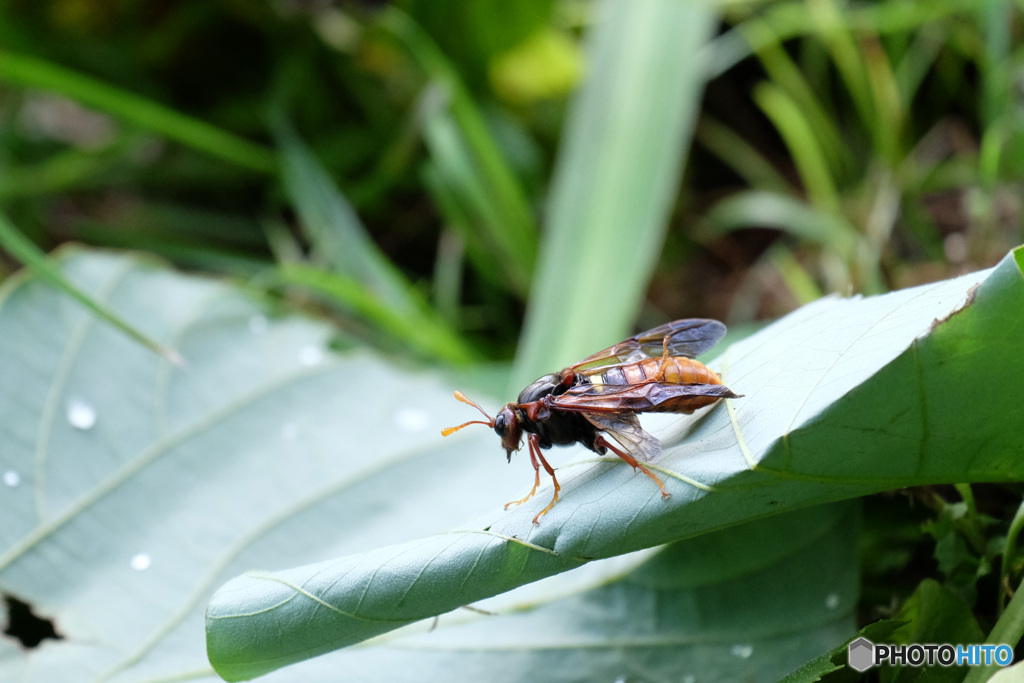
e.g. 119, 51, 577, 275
494, 404, 522, 462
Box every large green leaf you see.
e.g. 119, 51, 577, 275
2, 247, 1022, 681
6, 247, 804, 682
0, 247, 856, 682
0, 248, 521, 681
0, 212, 182, 365
282, 502, 860, 683
208, 247, 1023, 678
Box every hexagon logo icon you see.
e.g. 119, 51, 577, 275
848, 637, 875, 672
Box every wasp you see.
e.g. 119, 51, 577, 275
442, 318, 741, 524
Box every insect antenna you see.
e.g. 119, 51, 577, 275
441, 391, 495, 436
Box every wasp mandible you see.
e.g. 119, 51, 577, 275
442, 318, 741, 524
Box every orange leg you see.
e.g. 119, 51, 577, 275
504, 440, 542, 510
595, 435, 670, 498
503, 434, 562, 524
652, 334, 672, 382
531, 442, 561, 524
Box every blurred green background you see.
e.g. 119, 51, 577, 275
2, 0, 1019, 373
1, 1, 1023, 675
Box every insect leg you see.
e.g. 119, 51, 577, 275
530, 435, 561, 524
653, 333, 672, 381
504, 441, 542, 511
595, 435, 670, 498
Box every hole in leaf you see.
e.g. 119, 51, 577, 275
2, 595, 62, 648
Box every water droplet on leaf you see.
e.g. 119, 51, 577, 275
298, 346, 323, 366
730, 644, 753, 659
67, 399, 97, 430
130, 553, 151, 571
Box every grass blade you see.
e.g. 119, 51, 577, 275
512, 0, 719, 388
274, 120, 476, 364
0, 49, 276, 174
380, 8, 538, 286
754, 82, 841, 213
0, 212, 183, 365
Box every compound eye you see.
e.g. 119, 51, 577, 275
493, 412, 507, 437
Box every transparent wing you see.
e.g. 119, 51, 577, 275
570, 318, 727, 373
581, 411, 661, 463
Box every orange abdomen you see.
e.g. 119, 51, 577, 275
593, 357, 726, 414
596, 356, 720, 385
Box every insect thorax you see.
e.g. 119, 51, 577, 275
514, 372, 598, 451
516, 372, 567, 404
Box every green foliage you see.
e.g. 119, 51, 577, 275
211, 503, 861, 682
883, 580, 984, 682
272, 117, 475, 364
0, 248, 502, 682
921, 489, 997, 607
380, 6, 539, 296
781, 619, 906, 683
206, 247, 1023, 678
701, 0, 1022, 311
0, 211, 181, 364
0, 249, 1015, 681
1, 0, 1023, 680
512, 0, 716, 388
0, 49, 277, 174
